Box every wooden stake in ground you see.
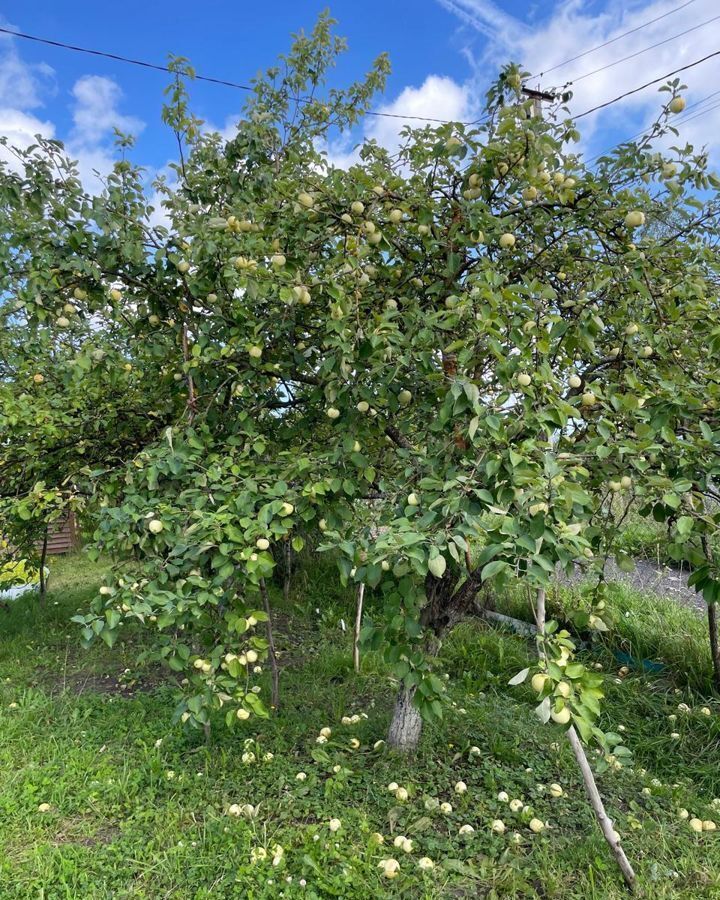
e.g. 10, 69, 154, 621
283, 542, 292, 604
533, 587, 636, 892
353, 583, 365, 673
532, 586, 546, 632
38, 526, 49, 601
259, 578, 280, 711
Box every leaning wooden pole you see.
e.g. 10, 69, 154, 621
566, 725, 636, 890
534, 587, 636, 891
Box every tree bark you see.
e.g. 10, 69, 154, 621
259, 578, 280, 712
533, 587, 546, 633
708, 602, 720, 692
353, 583, 365, 673
387, 683, 423, 752
38, 527, 49, 601
567, 725, 637, 892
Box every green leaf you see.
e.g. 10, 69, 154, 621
481, 559, 508, 581
662, 492, 681, 510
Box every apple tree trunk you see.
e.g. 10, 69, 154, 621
387, 683, 423, 751
385, 568, 484, 751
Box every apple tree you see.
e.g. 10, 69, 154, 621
2, 18, 720, 773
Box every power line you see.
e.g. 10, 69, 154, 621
678, 88, 720, 115
569, 12, 720, 84
587, 89, 720, 166
0, 26, 479, 126
574, 49, 720, 119
533, 0, 698, 78
0, 26, 255, 91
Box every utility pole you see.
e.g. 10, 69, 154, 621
521, 86, 556, 119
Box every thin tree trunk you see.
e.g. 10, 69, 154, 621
533, 587, 546, 634
259, 578, 280, 712
567, 726, 636, 891
38, 527, 49, 601
387, 683, 423, 751
534, 586, 636, 891
353, 583, 365, 673
708, 602, 720, 692
283, 542, 292, 604
181, 323, 196, 420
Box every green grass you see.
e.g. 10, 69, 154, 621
612, 508, 669, 563
492, 579, 714, 695
1, 555, 720, 897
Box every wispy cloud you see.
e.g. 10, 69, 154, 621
70, 75, 144, 147
0, 27, 55, 109
439, 0, 720, 157
436, 0, 530, 44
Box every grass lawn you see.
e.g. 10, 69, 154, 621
1, 554, 720, 898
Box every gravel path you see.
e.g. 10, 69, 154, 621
571, 558, 706, 614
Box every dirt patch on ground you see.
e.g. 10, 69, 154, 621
33, 667, 166, 698
271, 610, 323, 669
52, 817, 120, 847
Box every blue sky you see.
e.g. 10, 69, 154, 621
1, 0, 718, 190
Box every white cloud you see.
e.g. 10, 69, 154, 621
66, 75, 145, 191
0, 28, 56, 169
367, 75, 474, 147
217, 114, 243, 144
316, 134, 362, 170
439, 0, 720, 158
319, 74, 475, 169
70, 75, 144, 147
0, 30, 55, 109
437, 0, 530, 44
0, 107, 54, 157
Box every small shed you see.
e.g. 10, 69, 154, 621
40, 513, 81, 555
